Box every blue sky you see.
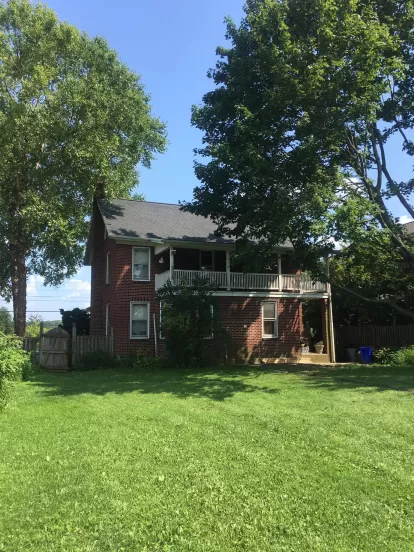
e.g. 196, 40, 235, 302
1, 0, 413, 320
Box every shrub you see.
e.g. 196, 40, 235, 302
122, 353, 162, 371
73, 351, 117, 371
0, 334, 32, 410
156, 277, 230, 367
389, 346, 414, 369
374, 347, 399, 365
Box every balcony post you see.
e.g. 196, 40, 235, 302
169, 247, 174, 283
226, 250, 231, 290
277, 253, 282, 290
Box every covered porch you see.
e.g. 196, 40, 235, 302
154, 245, 327, 293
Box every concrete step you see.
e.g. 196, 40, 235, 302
260, 353, 331, 365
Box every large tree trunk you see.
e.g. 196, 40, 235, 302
11, 246, 27, 336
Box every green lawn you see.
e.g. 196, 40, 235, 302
0, 365, 413, 552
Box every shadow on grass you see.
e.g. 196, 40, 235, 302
30, 364, 414, 401
295, 364, 414, 393
30, 366, 280, 402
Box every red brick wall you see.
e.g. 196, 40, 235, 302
89, 210, 307, 361
217, 296, 303, 363
111, 244, 159, 356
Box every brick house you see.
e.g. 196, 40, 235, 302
85, 198, 334, 363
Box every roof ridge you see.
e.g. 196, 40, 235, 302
104, 198, 181, 207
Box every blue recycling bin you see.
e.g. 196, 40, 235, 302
360, 346, 373, 364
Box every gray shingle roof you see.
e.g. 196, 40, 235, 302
97, 199, 293, 248
98, 199, 234, 244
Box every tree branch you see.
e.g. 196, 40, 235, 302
332, 282, 414, 322
373, 124, 414, 219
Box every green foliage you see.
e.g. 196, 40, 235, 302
73, 351, 117, 371
186, 0, 414, 319
25, 315, 43, 338
0, 0, 167, 333
374, 347, 399, 365
60, 308, 90, 335
122, 352, 162, 371
330, 231, 414, 325
389, 346, 414, 369
0, 307, 13, 334
0, 333, 31, 409
156, 277, 229, 367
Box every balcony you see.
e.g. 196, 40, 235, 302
155, 269, 327, 293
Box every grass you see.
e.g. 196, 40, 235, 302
0, 364, 413, 551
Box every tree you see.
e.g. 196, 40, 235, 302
25, 314, 42, 337
0, 307, 13, 334
185, 0, 414, 319
156, 277, 228, 366
60, 308, 90, 335
0, 0, 167, 335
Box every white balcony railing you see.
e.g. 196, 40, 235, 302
155, 270, 327, 293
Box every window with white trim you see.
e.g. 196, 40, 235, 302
105, 303, 110, 336
106, 252, 110, 284
262, 302, 278, 338
132, 247, 150, 281
130, 302, 150, 339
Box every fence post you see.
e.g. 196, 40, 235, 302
72, 323, 77, 367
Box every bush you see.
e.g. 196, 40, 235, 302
0, 334, 32, 410
122, 352, 162, 371
73, 351, 117, 371
389, 346, 414, 369
156, 277, 230, 367
374, 347, 399, 365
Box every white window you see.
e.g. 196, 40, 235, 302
262, 302, 278, 338
106, 252, 110, 284
130, 302, 150, 339
106, 303, 110, 336
132, 247, 150, 281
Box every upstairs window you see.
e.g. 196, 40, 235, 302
130, 302, 149, 339
262, 302, 278, 338
132, 247, 150, 281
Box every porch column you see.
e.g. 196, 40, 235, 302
169, 247, 174, 283
325, 256, 336, 363
277, 253, 282, 290
226, 250, 231, 290
327, 283, 336, 363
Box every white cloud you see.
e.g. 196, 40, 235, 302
63, 279, 91, 300
27, 275, 45, 297
399, 215, 414, 225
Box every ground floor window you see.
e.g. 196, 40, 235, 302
262, 301, 278, 338
130, 302, 150, 339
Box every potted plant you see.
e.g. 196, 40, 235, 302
315, 341, 324, 354
300, 338, 309, 354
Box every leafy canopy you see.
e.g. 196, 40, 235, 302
0, 0, 167, 293
0, 307, 13, 335
186, 0, 414, 316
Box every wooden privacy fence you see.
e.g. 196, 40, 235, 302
0, 326, 113, 371
336, 325, 414, 352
